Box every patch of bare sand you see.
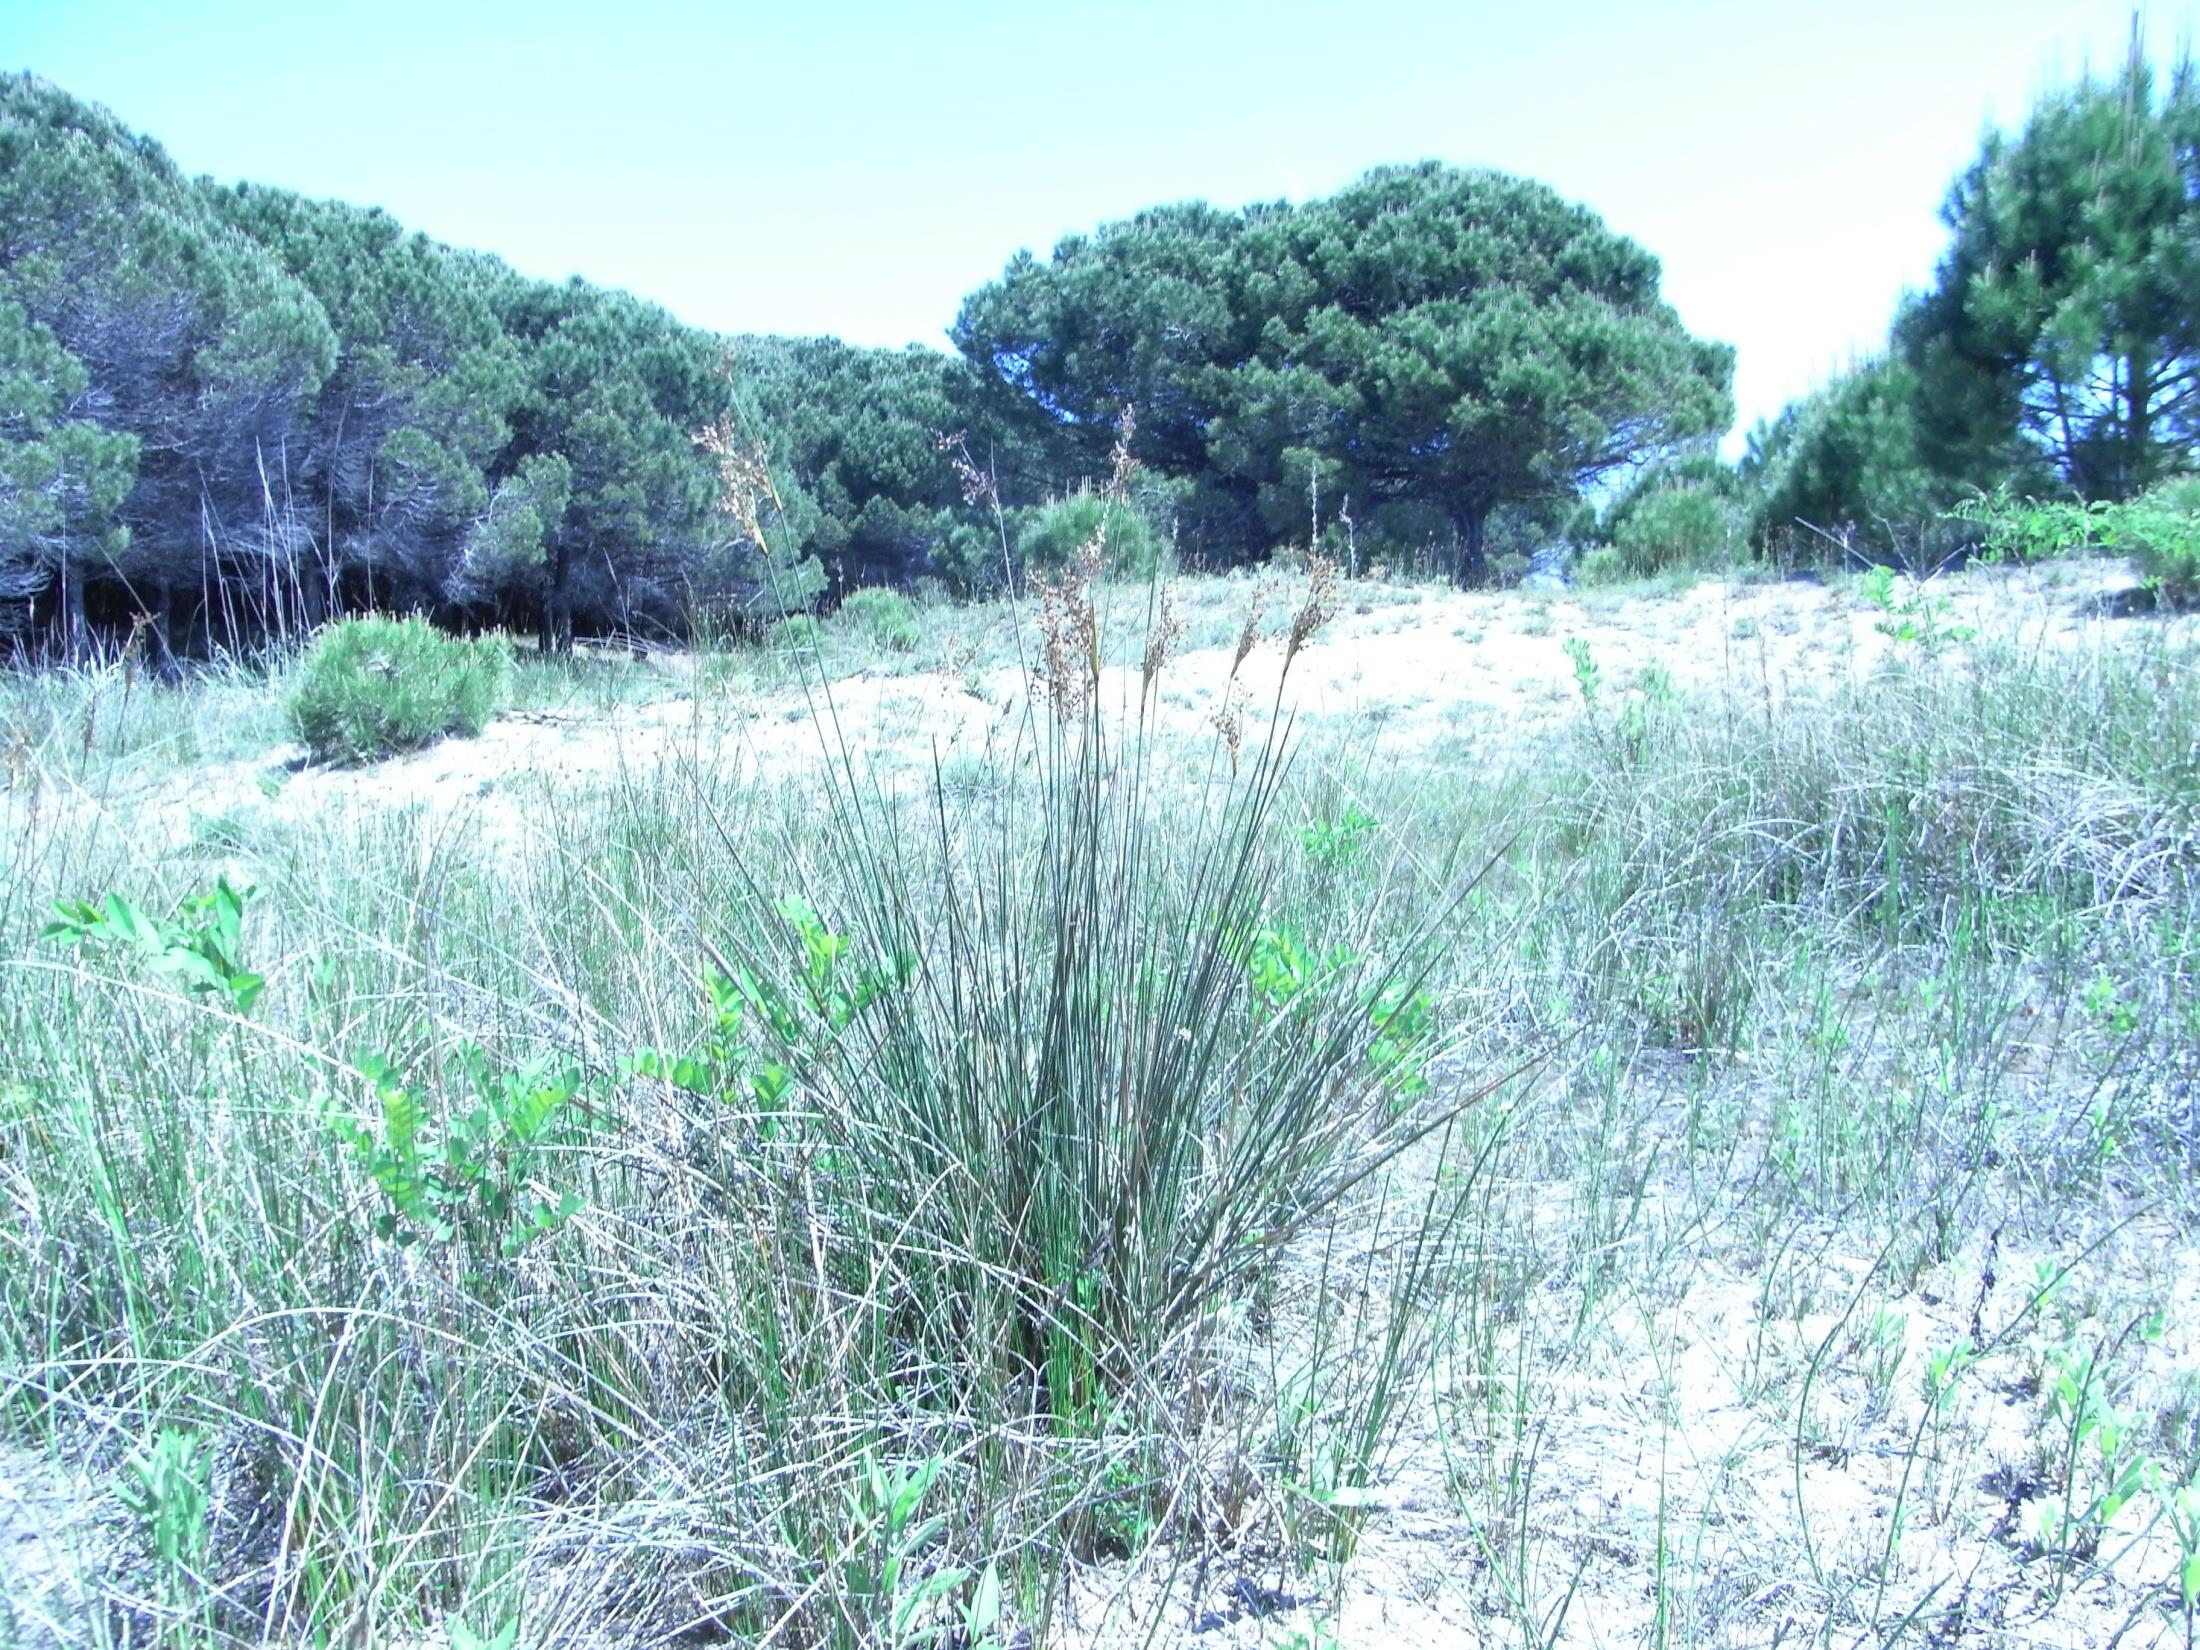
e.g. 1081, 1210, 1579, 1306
0, 1440, 101, 1647
37, 558, 2186, 861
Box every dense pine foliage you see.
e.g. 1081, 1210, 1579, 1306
1, 76, 1746, 656
1741, 47, 2200, 558
0, 76, 961, 658
10, 42, 2190, 658
955, 164, 1737, 582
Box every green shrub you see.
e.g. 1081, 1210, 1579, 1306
2120, 477, 2200, 606
927, 511, 1023, 597
1606, 485, 1741, 577
770, 613, 824, 649
1015, 491, 1166, 582
1951, 479, 2200, 603
287, 615, 510, 764
1946, 492, 2108, 563
834, 586, 921, 653
1573, 545, 1629, 587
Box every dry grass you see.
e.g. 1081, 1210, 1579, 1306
3, 555, 2199, 1648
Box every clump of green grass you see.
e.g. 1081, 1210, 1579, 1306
286, 614, 511, 763
0, 649, 286, 784
833, 586, 922, 653
0, 436, 1491, 1645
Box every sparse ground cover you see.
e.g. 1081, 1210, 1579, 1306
3, 556, 2198, 1649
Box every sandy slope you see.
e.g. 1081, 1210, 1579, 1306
5, 556, 2195, 1648
25, 557, 2180, 860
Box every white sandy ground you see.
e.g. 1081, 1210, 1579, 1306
1042, 1212, 2200, 1650
9, 556, 2188, 859
6, 558, 2199, 1647
0, 1442, 100, 1643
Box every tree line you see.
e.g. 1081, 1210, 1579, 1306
3, 45, 2194, 662
1740, 43, 2200, 561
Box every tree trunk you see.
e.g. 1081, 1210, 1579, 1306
57, 549, 87, 664
539, 543, 573, 654
1449, 504, 1490, 588
2125, 346, 2153, 499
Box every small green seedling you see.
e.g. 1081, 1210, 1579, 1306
117, 1425, 212, 1614
446, 1617, 521, 1650
331, 1048, 588, 1256
45, 876, 265, 1015
1562, 636, 1600, 708
2167, 1471, 2200, 1647
1302, 804, 1377, 871
842, 1454, 980, 1644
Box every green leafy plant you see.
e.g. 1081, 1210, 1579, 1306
2034, 1335, 2159, 1579
1949, 492, 2116, 564
330, 1048, 590, 1257
44, 876, 265, 1015
1562, 635, 1600, 709
1245, 926, 1317, 1010
2122, 478, 2200, 604
635, 901, 911, 1158
1876, 1331, 1979, 1613
1952, 481, 2200, 603
2168, 1470, 2200, 1648
446, 1617, 521, 1650
1366, 982, 1437, 1100
839, 1454, 979, 1644
287, 615, 511, 764
1301, 804, 1377, 872
2082, 968, 2141, 1036
634, 966, 788, 1110
774, 895, 912, 1032
117, 1425, 213, 1630
1858, 565, 1974, 650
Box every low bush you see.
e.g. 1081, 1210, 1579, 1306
286, 615, 510, 763
2120, 477, 2200, 606
1573, 544, 1629, 587
834, 586, 921, 652
1605, 484, 1741, 578
770, 612, 824, 649
1952, 479, 2200, 604
1016, 491, 1166, 582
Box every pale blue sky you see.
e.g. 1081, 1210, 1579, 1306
9, 1, 2194, 446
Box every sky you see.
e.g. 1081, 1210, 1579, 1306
9, 0, 2195, 450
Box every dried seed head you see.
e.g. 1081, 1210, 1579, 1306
121, 613, 149, 687
1140, 584, 1182, 699
935, 430, 998, 509
1286, 552, 1339, 665
1210, 681, 1248, 774
1035, 563, 1099, 725
1229, 581, 1272, 680
694, 410, 781, 551
1109, 404, 1139, 500
1076, 520, 1107, 583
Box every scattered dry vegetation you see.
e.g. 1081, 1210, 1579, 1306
3, 544, 2199, 1650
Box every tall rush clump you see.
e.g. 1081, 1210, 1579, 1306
690, 406, 1493, 1579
